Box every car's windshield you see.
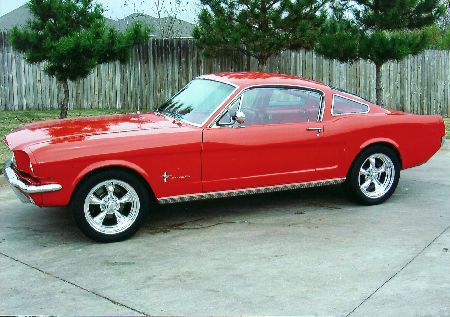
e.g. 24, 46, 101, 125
157, 79, 236, 126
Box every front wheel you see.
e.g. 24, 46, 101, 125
345, 146, 400, 205
72, 170, 150, 242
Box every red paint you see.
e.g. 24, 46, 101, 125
3, 72, 445, 207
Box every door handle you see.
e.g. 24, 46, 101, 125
306, 127, 323, 132
306, 127, 323, 136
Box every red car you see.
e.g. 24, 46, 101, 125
3, 72, 446, 242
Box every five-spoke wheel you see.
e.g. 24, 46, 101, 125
72, 170, 150, 242
345, 145, 400, 205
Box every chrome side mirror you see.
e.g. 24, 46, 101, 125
216, 95, 246, 127
234, 110, 246, 124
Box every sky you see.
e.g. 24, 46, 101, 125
0, 0, 201, 23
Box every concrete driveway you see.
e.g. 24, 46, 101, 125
0, 145, 449, 316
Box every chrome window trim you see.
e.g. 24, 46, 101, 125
208, 84, 326, 128
197, 75, 237, 87
156, 78, 239, 128
331, 94, 370, 116
157, 177, 346, 204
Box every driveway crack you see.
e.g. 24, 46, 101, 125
346, 223, 450, 317
176, 220, 249, 230
0, 251, 148, 315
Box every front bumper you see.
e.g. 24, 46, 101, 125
2, 160, 62, 204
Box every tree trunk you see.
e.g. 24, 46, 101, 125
257, 58, 267, 72
375, 63, 383, 107
59, 79, 69, 119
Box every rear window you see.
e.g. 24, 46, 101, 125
332, 95, 369, 115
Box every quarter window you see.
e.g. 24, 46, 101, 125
333, 95, 369, 115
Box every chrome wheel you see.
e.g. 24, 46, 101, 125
358, 153, 395, 199
83, 179, 140, 235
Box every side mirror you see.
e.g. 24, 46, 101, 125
234, 110, 246, 124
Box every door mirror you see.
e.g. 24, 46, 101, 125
216, 113, 234, 126
234, 110, 246, 124
216, 95, 245, 127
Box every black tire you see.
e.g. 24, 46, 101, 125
344, 145, 400, 205
71, 170, 150, 242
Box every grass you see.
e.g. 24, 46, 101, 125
0, 109, 129, 173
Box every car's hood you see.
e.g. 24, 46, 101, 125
4, 112, 185, 150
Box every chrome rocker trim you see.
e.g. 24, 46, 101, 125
2, 160, 62, 203
158, 177, 346, 204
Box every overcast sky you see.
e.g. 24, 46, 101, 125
0, 0, 201, 23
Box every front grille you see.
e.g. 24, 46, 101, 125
11, 164, 39, 185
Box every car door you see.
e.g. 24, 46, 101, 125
202, 86, 332, 192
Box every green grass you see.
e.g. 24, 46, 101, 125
0, 109, 129, 173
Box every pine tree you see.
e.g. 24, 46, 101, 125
316, 0, 444, 106
9, 0, 150, 118
193, 0, 329, 71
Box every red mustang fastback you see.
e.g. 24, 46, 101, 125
3, 72, 446, 241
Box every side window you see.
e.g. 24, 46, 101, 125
239, 87, 322, 126
332, 95, 369, 115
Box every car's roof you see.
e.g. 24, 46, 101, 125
199, 72, 330, 91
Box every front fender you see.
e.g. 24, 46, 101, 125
72, 159, 154, 191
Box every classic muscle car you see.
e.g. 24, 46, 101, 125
3, 72, 446, 241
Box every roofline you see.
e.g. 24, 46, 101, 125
199, 72, 331, 90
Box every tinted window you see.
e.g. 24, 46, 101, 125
223, 87, 322, 126
333, 95, 369, 115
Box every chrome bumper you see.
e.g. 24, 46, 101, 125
2, 160, 62, 204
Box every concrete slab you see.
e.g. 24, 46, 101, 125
352, 229, 450, 317
0, 146, 449, 315
0, 255, 140, 315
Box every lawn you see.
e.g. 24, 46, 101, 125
0, 109, 129, 173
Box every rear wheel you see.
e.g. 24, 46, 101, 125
72, 170, 149, 242
345, 146, 400, 205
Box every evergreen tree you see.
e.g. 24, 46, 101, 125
193, 0, 329, 71
9, 0, 150, 118
316, 0, 444, 106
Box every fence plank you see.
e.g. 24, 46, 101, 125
0, 33, 449, 116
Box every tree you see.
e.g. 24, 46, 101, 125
316, 0, 445, 106
151, 0, 191, 37
9, 0, 150, 118
438, 0, 450, 29
423, 24, 450, 49
122, 0, 192, 37
193, 0, 329, 71
432, 1, 450, 49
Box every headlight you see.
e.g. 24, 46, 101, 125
13, 150, 34, 175
11, 154, 16, 166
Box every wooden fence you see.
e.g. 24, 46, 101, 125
1, 32, 450, 115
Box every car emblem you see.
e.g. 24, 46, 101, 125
162, 171, 170, 183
